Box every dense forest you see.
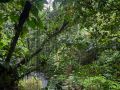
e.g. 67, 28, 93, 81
0, 0, 120, 90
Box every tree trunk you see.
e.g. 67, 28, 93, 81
0, 71, 19, 90
0, 83, 18, 90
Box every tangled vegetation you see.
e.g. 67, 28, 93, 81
0, 0, 120, 90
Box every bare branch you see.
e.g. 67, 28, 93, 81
16, 20, 69, 68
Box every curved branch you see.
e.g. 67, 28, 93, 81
16, 21, 69, 68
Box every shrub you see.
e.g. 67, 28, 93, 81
18, 76, 42, 90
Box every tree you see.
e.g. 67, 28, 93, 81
0, 0, 120, 89
0, 0, 68, 89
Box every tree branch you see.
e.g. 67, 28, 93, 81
18, 67, 36, 80
18, 65, 42, 79
5, 1, 32, 63
16, 21, 69, 68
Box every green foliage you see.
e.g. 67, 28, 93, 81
0, 0, 120, 89
98, 50, 120, 81
82, 76, 120, 90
